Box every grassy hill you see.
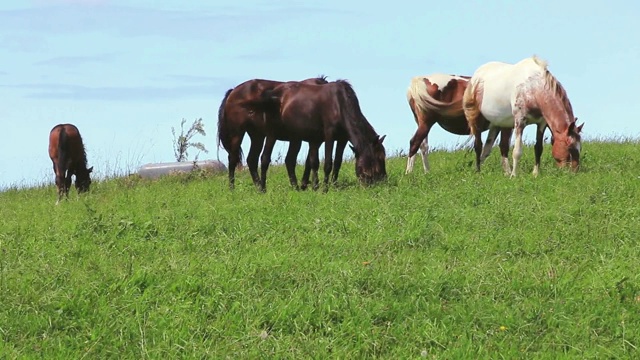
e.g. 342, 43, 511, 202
1, 140, 639, 358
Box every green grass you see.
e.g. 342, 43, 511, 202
1, 140, 640, 359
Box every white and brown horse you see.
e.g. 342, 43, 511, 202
463, 56, 583, 177
405, 74, 511, 173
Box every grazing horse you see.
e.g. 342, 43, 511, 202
48, 123, 93, 204
405, 74, 512, 173
217, 76, 329, 189
252, 79, 387, 192
463, 56, 583, 177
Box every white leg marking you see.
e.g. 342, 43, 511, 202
511, 127, 524, 178
420, 139, 429, 173
405, 155, 415, 174
502, 157, 512, 175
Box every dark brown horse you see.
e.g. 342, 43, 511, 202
250, 79, 387, 192
48, 123, 93, 204
217, 76, 329, 189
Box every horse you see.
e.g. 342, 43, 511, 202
405, 74, 512, 173
249, 79, 387, 192
217, 76, 329, 190
48, 123, 93, 204
463, 55, 583, 177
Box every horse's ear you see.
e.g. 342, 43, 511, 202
377, 135, 386, 144
577, 122, 584, 133
88, 166, 93, 173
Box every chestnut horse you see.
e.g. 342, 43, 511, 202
463, 56, 583, 177
406, 74, 512, 173
250, 79, 387, 192
48, 123, 93, 204
217, 76, 329, 189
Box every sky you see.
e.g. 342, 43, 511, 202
1, 0, 639, 189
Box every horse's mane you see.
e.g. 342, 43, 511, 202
532, 55, 575, 120
334, 79, 379, 150
316, 74, 328, 82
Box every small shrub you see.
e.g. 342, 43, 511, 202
171, 118, 208, 162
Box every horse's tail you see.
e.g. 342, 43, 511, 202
57, 125, 69, 173
216, 88, 243, 168
407, 77, 462, 117
463, 77, 482, 137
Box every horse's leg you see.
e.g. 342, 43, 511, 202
285, 140, 302, 189
227, 134, 245, 190
479, 127, 500, 163
331, 139, 347, 184
407, 139, 429, 174
322, 139, 334, 192
473, 131, 483, 172
419, 139, 429, 173
64, 170, 73, 200
247, 132, 264, 188
406, 113, 434, 174
53, 163, 64, 205
406, 151, 416, 174
499, 128, 513, 175
532, 123, 546, 177
510, 116, 527, 178
300, 146, 313, 191
304, 143, 320, 191
259, 136, 277, 192
312, 143, 322, 191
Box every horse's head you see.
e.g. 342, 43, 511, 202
351, 135, 387, 184
75, 166, 93, 193
551, 119, 583, 171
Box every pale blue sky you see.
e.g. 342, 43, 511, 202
1, 0, 639, 188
